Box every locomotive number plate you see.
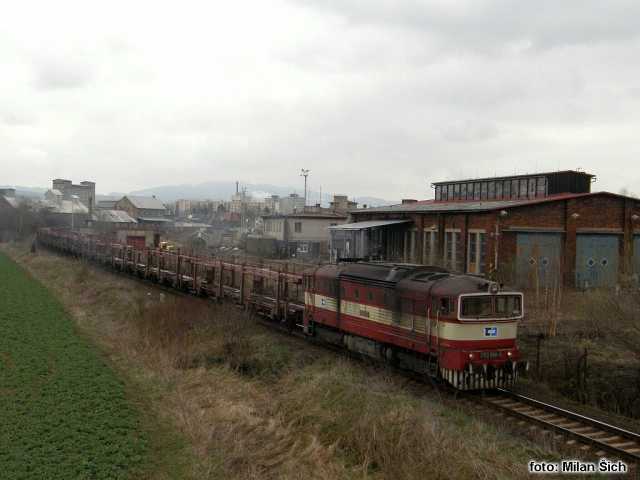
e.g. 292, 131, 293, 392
480, 351, 501, 360
484, 327, 498, 337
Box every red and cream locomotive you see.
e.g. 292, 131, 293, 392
303, 262, 525, 390
37, 229, 525, 391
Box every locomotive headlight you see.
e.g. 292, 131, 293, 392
507, 351, 513, 357
468, 353, 474, 359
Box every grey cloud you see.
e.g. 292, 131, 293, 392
2, 1, 640, 200
299, 0, 640, 52
34, 58, 92, 90
440, 121, 499, 143
2, 112, 37, 126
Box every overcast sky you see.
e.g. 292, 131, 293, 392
2, 0, 639, 199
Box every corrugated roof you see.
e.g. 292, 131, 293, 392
124, 195, 166, 210
351, 192, 603, 214
262, 211, 347, 219
431, 169, 595, 186
95, 210, 137, 223
97, 200, 117, 209
328, 219, 411, 230
138, 217, 172, 222
41, 199, 89, 214
1, 196, 19, 208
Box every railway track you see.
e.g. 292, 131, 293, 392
476, 389, 640, 464
36, 243, 640, 467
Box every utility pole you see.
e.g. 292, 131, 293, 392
300, 169, 310, 207
71, 194, 79, 230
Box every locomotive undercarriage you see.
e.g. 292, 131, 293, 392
310, 322, 518, 390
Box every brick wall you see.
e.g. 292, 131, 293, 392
352, 193, 640, 287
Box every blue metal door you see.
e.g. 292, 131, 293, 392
575, 235, 619, 288
516, 233, 562, 288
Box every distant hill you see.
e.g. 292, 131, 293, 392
0, 185, 46, 199
129, 181, 397, 207
1, 182, 397, 207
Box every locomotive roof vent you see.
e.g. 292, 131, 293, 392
413, 272, 450, 282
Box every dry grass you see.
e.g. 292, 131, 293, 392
518, 286, 640, 422
2, 243, 553, 479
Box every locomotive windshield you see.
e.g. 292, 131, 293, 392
459, 294, 522, 320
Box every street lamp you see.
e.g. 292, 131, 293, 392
300, 169, 310, 207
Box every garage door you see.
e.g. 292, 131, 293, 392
516, 233, 562, 288
126, 236, 146, 249
575, 234, 619, 288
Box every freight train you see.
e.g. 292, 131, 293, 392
37, 228, 526, 390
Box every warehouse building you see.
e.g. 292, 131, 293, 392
115, 195, 169, 225
330, 170, 640, 288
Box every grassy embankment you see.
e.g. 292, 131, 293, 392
0, 252, 159, 479
516, 282, 640, 428
3, 244, 562, 479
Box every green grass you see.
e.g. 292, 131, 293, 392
0, 253, 147, 479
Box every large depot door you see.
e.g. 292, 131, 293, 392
575, 234, 619, 288
516, 233, 562, 289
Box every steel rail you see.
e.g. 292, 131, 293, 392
36, 229, 640, 465
477, 389, 640, 463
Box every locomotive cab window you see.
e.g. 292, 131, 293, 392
496, 295, 522, 317
460, 294, 523, 320
461, 296, 492, 318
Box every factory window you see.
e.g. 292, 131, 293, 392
473, 183, 481, 200
481, 182, 488, 200
488, 181, 495, 199
423, 229, 438, 265
503, 180, 511, 199
528, 177, 536, 197
519, 179, 528, 199
511, 179, 518, 199
443, 231, 459, 271
460, 183, 467, 200
467, 231, 486, 275
495, 181, 503, 199
435, 185, 442, 201
294, 222, 302, 233
536, 177, 547, 197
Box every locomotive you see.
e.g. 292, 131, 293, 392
37, 229, 525, 390
303, 262, 525, 390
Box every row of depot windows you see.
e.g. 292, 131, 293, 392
408, 229, 487, 274
435, 176, 548, 202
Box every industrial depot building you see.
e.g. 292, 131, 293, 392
330, 170, 640, 289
